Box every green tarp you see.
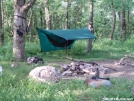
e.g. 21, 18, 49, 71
36, 28, 96, 52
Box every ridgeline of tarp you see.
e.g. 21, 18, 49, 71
36, 27, 96, 52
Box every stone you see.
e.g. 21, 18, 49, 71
84, 64, 92, 68
61, 70, 73, 76
29, 66, 61, 84
70, 62, 76, 71
85, 78, 112, 88
79, 65, 85, 70
131, 84, 134, 95
72, 73, 77, 76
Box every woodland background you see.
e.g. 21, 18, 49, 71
0, 1, 134, 100
0, 0, 134, 60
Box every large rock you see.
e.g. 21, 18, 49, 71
131, 84, 134, 95
85, 78, 112, 88
29, 66, 61, 84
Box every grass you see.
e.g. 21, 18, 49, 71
0, 38, 134, 100
69, 38, 134, 61
0, 67, 133, 101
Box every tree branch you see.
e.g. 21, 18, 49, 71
14, 0, 18, 7
21, 0, 36, 12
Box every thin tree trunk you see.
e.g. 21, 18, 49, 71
66, 0, 69, 29
120, 9, 126, 41
87, 0, 94, 53
40, 9, 43, 27
1, 0, 4, 36
118, 11, 121, 21
109, 0, 116, 40
13, 0, 36, 61
78, 5, 82, 28
51, 13, 54, 29
44, 0, 51, 30
28, 8, 33, 42
127, 11, 130, 34
33, 13, 37, 28
127, 11, 129, 25
0, 0, 4, 46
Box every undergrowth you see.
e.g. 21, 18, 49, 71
0, 70, 133, 101
1, 38, 134, 61
0, 38, 134, 101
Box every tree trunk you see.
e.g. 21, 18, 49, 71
28, 8, 33, 42
40, 9, 43, 27
87, 0, 94, 53
118, 11, 121, 21
33, 13, 37, 28
127, 10, 130, 34
44, 0, 51, 30
13, 0, 36, 61
109, 0, 116, 40
0, 0, 4, 46
66, 0, 69, 29
51, 13, 54, 29
120, 9, 126, 41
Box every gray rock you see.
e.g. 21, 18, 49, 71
85, 78, 112, 88
29, 66, 61, 84
61, 70, 73, 76
131, 84, 134, 95
89, 80, 112, 88
72, 73, 77, 76
70, 62, 76, 71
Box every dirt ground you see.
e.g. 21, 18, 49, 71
48, 60, 134, 81
95, 60, 134, 81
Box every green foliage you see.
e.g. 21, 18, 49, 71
70, 40, 87, 55
0, 66, 133, 101
1, 38, 134, 61
1, 0, 134, 99
69, 38, 134, 60
0, 38, 134, 100
0, 40, 13, 61
2, 0, 134, 40
25, 41, 41, 57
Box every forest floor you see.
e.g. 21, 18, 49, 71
94, 60, 134, 81
48, 60, 134, 81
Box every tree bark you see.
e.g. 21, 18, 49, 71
44, 0, 51, 30
51, 13, 54, 29
120, 9, 126, 41
127, 10, 130, 34
40, 9, 43, 27
66, 0, 69, 29
109, 0, 116, 40
33, 13, 37, 28
13, 0, 36, 61
87, 0, 94, 53
118, 11, 121, 20
28, 8, 33, 28
0, 0, 4, 46
28, 8, 33, 42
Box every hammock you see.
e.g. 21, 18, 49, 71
36, 27, 96, 52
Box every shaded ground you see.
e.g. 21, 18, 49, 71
48, 60, 134, 81
96, 60, 134, 81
